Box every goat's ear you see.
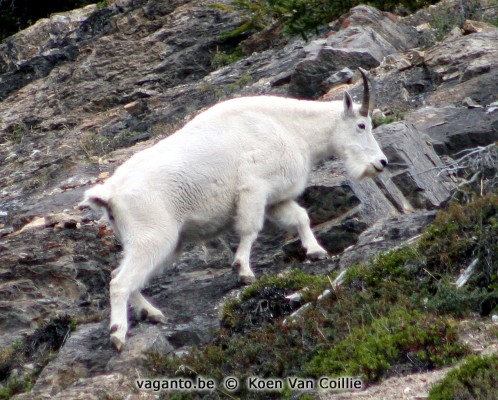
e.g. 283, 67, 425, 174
343, 91, 354, 117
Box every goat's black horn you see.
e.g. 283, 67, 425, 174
358, 68, 373, 117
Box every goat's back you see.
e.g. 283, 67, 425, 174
86, 96, 319, 239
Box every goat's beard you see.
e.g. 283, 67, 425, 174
344, 159, 380, 181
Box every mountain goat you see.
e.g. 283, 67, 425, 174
80, 68, 387, 351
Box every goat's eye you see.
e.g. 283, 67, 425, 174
358, 123, 366, 130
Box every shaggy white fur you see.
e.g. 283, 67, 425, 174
81, 75, 387, 351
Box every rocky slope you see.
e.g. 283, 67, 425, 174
0, 0, 497, 398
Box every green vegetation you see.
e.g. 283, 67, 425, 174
217, 0, 440, 39
198, 72, 253, 101
428, 354, 498, 400
419, 196, 498, 275
222, 269, 330, 333
305, 310, 465, 381
5, 123, 30, 145
144, 194, 498, 398
216, 0, 498, 43
79, 129, 150, 158
346, 195, 498, 318
0, 315, 75, 400
211, 47, 244, 68
372, 113, 405, 128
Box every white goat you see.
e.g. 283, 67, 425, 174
81, 69, 387, 351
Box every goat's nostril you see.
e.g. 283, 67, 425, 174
380, 159, 387, 167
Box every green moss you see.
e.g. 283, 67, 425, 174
0, 373, 36, 400
211, 47, 243, 68
344, 195, 497, 318
216, 72, 254, 99
345, 194, 498, 319
241, 269, 329, 301
95, 0, 112, 11
419, 195, 498, 272
80, 129, 151, 158
345, 248, 418, 288
305, 310, 468, 382
145, 266, 467, 396
5, 123, 30, 144
222, 269, 330, 333
372, 113, 405, 128
428, 354, 498, 400
418, 195, 498, 315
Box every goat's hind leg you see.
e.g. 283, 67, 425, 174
130, 291, 167, 324
109, 235, 177, 351
268, 200, 329, 260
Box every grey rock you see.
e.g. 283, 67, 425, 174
31, 323, 115, 396
0, 5, 113, 101
405, 107, 498, 155
339, 211, 437, 269
289, 5, 419, 98
376, 121, 452, 210
401, 0, 498, 47
361, 66, 439, 112
106, 324, 174, 370
282, 217, 368, 260
298, 183, 360, 225
348, 26, 498, 114
427, 69, 498, 110
424, 30, 498, 83
321, 67, 355, 91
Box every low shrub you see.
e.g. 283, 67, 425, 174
218, 0, 440, 39
305, 309, 467, 381
428, 354, 498, 400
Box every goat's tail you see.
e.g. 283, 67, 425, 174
79, 183, 114, 217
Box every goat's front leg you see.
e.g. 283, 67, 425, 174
233, 232, 259, 284
268, 200, 329, 260
233, 184, 267, 284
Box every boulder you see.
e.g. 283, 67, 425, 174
339, 211, 437, 269
375, 121, 453, 210
424, 30, 498, 84
289, 5, 419, 98
405, 107, 498, 155
347, 26, 498, 114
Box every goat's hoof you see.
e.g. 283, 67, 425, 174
110, 324, 126, 351
139, 309, 149, 321
238, 274, 257, 285
307, 250, 330, 261
136, 308, 167, 324
110, 334, 125, 352
149, 312, 167, 324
